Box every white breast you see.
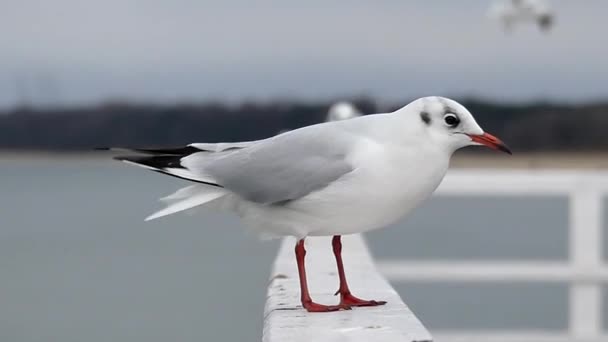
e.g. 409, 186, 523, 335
291, 140, 451, 236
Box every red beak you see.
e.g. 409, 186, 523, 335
467, 132, 512, 154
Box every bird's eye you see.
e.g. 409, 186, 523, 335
444, 113, 460, 127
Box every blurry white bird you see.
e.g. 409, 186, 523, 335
489, 0, 554, 32
326, 101, 362, 122
275, 101, 361, 136
109, 96, 511, 312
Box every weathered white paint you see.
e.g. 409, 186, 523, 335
263, 234, 432, 342
380, 169, 608, 342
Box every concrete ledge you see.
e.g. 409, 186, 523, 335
263, 234, 432, 342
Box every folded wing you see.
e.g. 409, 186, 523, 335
198, 130, 355, 204
114, 127, 355, 205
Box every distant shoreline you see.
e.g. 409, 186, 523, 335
2, 151, 608, 169
2, 100, 608, 152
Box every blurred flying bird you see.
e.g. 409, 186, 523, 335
489, 0, 555, 32
108, 96, 511, 312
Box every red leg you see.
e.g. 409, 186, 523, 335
332, 235, 387, 307
295, 239, 344, 312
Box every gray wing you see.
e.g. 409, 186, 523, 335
193, 128, 355, 204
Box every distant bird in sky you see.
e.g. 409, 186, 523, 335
326, 101, 362, 122
108, 96, 511, 312
489, 0, 554, 32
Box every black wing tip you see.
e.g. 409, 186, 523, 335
114, 155, 222, 187
113, 154, 185, 169
131, 146, 202, 155
96, 145, 203, 155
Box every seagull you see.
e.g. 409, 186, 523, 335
489, 0, 554, 32
326, 101, 362, 122
275, 101, 361, 136
109, 96, 511, 312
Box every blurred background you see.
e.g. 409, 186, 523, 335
1, 1, 607, 341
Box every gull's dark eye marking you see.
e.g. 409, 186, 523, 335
443, 113, 460, 127
420, 111, 431, 125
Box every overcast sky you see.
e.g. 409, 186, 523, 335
0, 1, 606, 109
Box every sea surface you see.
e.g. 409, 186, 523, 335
1, 155, 606, 341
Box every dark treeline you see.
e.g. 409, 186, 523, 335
0, 98, 606, 152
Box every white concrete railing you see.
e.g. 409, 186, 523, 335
377, 169, 608, 342
264, 234, 432, 342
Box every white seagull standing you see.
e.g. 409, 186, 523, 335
110, 96, 511, 312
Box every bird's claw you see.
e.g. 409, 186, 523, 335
339, 293, 387, 307
302, 301, 349, 312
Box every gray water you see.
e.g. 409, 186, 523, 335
1, 156, 606, 341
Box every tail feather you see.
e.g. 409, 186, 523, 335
146, 184, 226, 221
99, 144, 251, 221
159, 184, 201, 202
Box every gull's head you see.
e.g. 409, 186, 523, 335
401, 96, 511, 155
